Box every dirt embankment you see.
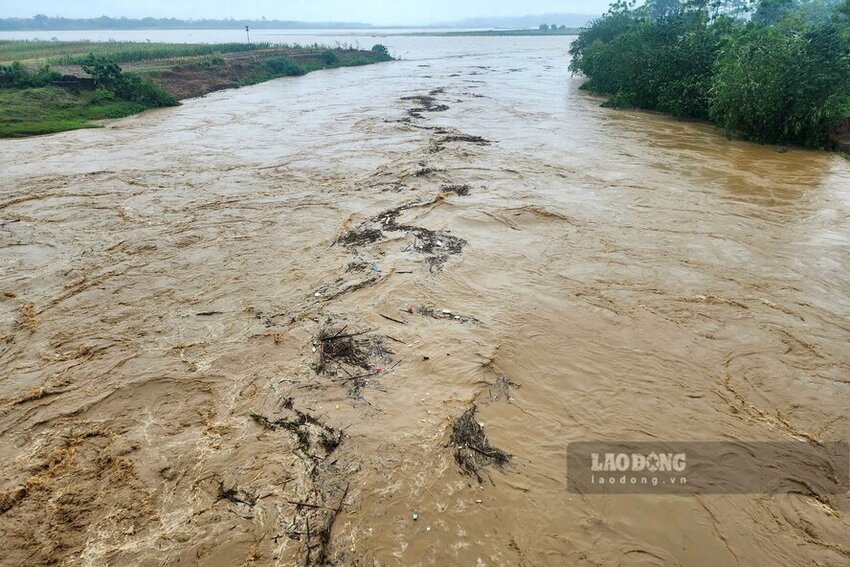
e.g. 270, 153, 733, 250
148, 49, 380, 100
51, 48, 388, 101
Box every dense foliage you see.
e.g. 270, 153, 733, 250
2, 54, 174, 108
569, 0, 850, 146
78, 54, 178, 107
0, 61, 60, 88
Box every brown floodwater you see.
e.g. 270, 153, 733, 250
1, 35, 849, 566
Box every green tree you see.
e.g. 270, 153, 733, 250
569, 0, 850, 146
710, 18, 849, 143
371, 44, 392, 59
79, 54, 123, 88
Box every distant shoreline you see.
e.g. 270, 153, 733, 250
391, 29, 581, 37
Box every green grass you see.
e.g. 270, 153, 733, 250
240, 50, 392, 86
0, 40, 273, 65
0, 86, 147, 137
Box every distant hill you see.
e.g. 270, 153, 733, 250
0, 16, 374, 31
434, 13, 597, 29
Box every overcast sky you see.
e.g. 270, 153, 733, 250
2, 1, 609, 25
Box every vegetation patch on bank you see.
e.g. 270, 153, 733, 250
0, 41, 393, 138
569, 0, 850, 149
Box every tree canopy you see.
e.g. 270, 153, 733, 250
569, 0, 850, 146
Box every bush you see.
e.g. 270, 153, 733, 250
113, 72, 177, 107
321, 50, 338, 65
261, 56, 305, 76
93, 87, 115, 102
371, 44, 392, 60
0, 61, 60, 88
75, 54, 176, 107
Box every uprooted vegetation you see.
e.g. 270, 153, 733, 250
441, 184, 472, 196
418, 305, 483, 325
313, 323, 394, 398
401, 88, 451, 119
335, 196, 467, 271
431, 133, 492, 152
451, 405, 512, 483
248, 397, 350, 564
398, 88, 496, 150
335, 227, 384, 246
251, 398, 344, 456
485, 374, 519, 403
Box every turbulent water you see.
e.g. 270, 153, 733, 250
1, 35, 850, 566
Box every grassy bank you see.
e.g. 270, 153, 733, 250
0, 87, 151, 136
0, 40, 270, 65
0, 41, 393, 138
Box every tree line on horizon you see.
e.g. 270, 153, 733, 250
0, 15, 373, 31
569, 0, 850, 147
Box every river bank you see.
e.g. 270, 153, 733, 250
0, 41, 392, 137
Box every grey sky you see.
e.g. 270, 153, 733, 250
2, 1, 609, 25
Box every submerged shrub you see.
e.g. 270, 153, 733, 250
321, 50, 338, 65
370, 44, 392, 60
261, 56, 305, 76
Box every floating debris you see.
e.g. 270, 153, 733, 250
439, 134, 490, 145
215, 480, 258, 507
441, 184, 472, 196
431, 134, 492, 152
313, 323, 394, 398
250, 403, 343, 456
338, 197, 467, 271
336, 227, 384, 247
418, 306, 482, 325
487, 374, 519, 403
451, 405, 511, 483
401, 94, 450, 118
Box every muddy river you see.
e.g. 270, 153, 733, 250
1, 35, 849, 566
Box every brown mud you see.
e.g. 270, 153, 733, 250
1, 35, 850, 566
